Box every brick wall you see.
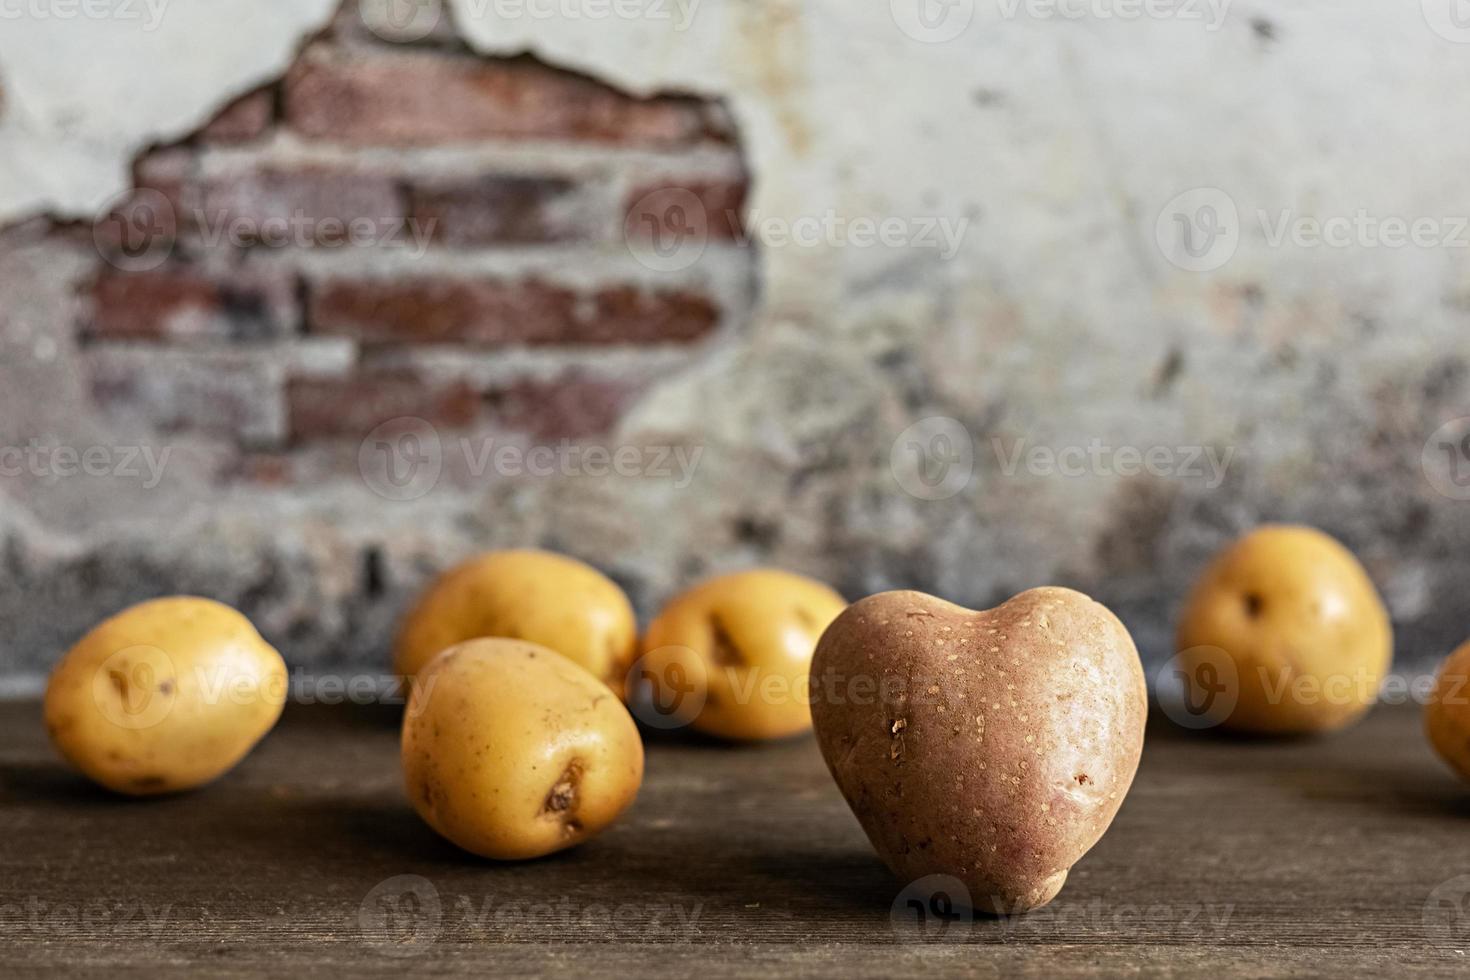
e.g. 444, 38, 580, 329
73, 5, 755, 480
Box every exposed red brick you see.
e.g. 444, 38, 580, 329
309, 277, 574, 345
130, 146, 193, 210
198, 89, 275, 144
588, 284, 721, 343
283, 47, 727, 148
488, 373, 640, 440
81, 266, 299, 342
92, 153, 186, 259
624, 177, 750, 242
307, 277, 719, 346
230, 453, 294, 486
407, 175, 585, 246
176, 170, 406, 245
288, 370, 481, 442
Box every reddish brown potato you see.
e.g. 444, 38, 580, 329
810, 587, 1146, 914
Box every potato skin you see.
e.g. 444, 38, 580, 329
1175, 525, 1392, 734
1425, 640, 1470, 782
394, 550, 637, 690
810, 587, 1146, 914
44, 597, 288, 796
640, 569, 847, 740
402, 638, 644, 860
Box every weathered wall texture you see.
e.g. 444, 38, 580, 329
2, 0, 1469, 686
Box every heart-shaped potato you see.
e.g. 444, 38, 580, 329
810, 587, 1146, 914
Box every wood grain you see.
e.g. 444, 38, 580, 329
2, 700, 1468, 977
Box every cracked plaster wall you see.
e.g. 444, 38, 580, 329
1, 1, 1469, 685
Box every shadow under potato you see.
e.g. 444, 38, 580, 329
0, 761, 126, 806
741, 847, 897, 916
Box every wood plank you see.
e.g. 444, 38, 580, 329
1, 700, 1468, 977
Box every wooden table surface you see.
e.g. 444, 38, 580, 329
1, 698, 1468, 978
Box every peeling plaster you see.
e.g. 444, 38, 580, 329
3, 2, 1470, 676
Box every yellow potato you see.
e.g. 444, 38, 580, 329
394, 550, 636, 691
1425, 640, 1470, 781
44, 597, 288, 795
402, 638, 644, 859
1175, 524, 1392, 734
637, 569, 847, 740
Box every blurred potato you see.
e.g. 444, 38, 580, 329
1426, 640, 1470, 782
44, 597, 287, 795
1175, 525, 1391, 734
637, 569, 846, 740
394, 549, 637, 692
